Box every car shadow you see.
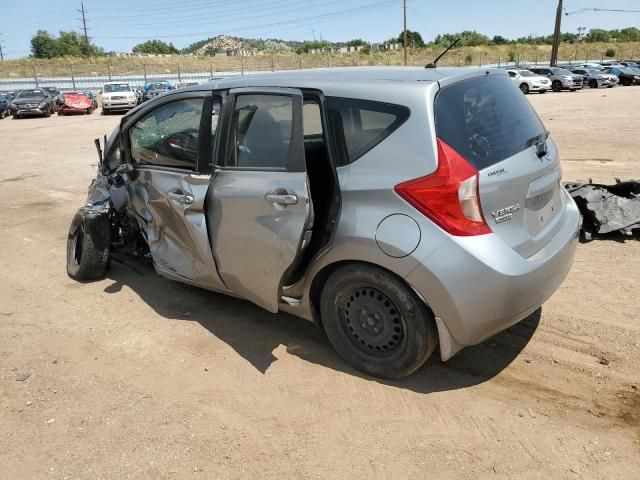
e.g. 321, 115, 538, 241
104, 255, 540, 393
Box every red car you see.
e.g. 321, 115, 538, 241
58, 92, 96, 115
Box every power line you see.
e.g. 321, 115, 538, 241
90, 0, 397, 40
565, 7, 640, 16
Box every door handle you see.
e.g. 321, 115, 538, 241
265, 191, 298, 206
168, 190, 194, 205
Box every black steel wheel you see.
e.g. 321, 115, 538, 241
320, 264, 437, 379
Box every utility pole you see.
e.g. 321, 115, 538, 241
0, 42, 4, 62
79, 2, 89, 53
403, 0, 408, 66
550, 0, 563, 66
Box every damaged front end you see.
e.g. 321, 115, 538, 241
83, 137, 148, 257
563, 179, 640, 241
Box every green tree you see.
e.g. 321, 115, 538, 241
491, 35, 509, 45
346, 39, 367, 47
300, 40, 331, 53
434, 31, 489, 47
132, 40, 179, 54
605, 48, 616, 58
30, 30, 103, 58
587, 29, 610, 43
398, 30, 425, 48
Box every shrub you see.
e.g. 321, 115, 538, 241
605, 48, 616, 58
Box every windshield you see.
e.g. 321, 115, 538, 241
585, 69, 601, 75
551, 68, 573, 75
517, 70, 535, 77
620, 68, 636, 74
17, 90, 46, 98
43, 88, 58, 94
104, 84, 131, 93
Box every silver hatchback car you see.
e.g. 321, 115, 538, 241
67, 67, 580, 378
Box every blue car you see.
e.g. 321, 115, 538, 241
0, 94, 11, 119
142, 81, 174, 102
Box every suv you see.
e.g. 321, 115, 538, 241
101, 82, 137, 114
506, 69, 550, 94
528, 66, 583, 91
571, 68, 618, 88
9, 88, 56, 118
66, 68, 580, 378
601, 66, 640, 86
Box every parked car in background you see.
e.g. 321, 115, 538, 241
134, 86, 144, 104
601, 66, 640, 86
142, 81, 173, 102
599, 61, 624, 67
83, 90, 99, 111
528, 67, 583, 91
58, 91, 96, 115
621, 60, 640, 67
578, 63, 605, 70
65, 68, 580, 379
619, 61, 639, 69
101, 82, 137, 114
177, 81, 199, 89
9, 89, 56, 118
506, 69, 550, 94
0, 93, 11, 119
571, 68, 618, 88
0, 90, 16, 101
42, 87, 62, 109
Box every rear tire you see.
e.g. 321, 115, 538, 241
66, 210, 111, 281
320, 264, 438, 379
519, 83, 529, 94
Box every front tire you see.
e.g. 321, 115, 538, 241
552, 80, 562, 92
519, 83, 529, 94
320, 264, 438, 379
66, 210, 111, 281
589, 79, 598, 89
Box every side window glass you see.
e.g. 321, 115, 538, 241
508, 71, 516, 78
326, 97, 410, 165
129, 98, 203, 169
303, 102, 323, 137
227, 94, 293, 169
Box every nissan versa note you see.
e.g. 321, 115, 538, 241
66, 67, 580, 378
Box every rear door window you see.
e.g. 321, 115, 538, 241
435, 74, 546, 170
326, 97, 409, 165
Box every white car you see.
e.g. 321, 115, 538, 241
506, 69, 551, 94
101, 82, 137, 114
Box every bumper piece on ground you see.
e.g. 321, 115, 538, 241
564, 179, 640, 240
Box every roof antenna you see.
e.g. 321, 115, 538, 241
425, 38, 461, 68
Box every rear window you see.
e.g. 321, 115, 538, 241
435, 74, 545, 170
326, 97, 409, 166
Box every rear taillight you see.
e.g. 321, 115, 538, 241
394, 138, 491, 236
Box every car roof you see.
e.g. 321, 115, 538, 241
178, 66, 494, 94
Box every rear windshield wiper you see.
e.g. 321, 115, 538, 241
526, 131, 550, 157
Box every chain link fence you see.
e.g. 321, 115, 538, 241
1, 43, 638, 91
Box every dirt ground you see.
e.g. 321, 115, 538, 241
0, 85, 638, 480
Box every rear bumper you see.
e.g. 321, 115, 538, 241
406, 190, 580, 355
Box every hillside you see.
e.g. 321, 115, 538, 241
182, 35, 298, 55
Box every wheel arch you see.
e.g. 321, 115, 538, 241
308, 259, 438, 332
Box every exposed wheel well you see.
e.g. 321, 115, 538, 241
308, 260, 435, 331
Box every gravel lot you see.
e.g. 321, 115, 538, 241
0, 85, 638, 479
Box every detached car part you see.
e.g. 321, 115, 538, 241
564, 179, 640, 240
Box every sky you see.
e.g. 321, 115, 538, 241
1, 0, 640, 59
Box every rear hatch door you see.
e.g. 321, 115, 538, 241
435, 72, 565, 258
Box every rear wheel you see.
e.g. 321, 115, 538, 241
66, 210, 111, 281
320, 264, 438, 379
519, 83, 529, 94
552, 80, 563, 92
